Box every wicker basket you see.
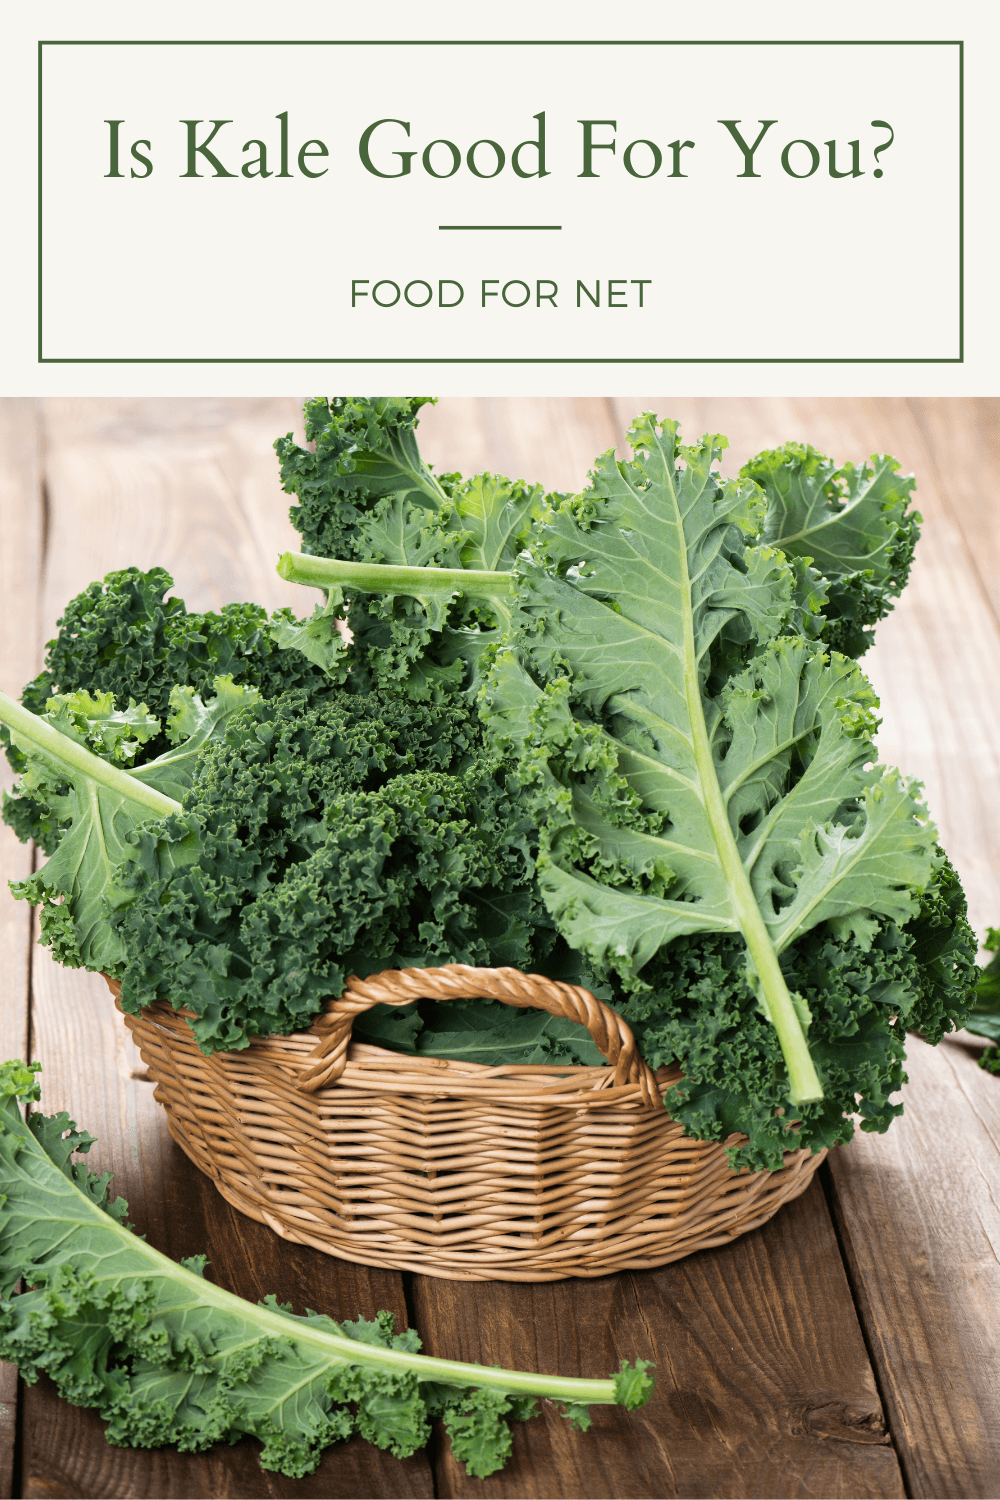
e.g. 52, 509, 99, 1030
108, 965, 825, 1282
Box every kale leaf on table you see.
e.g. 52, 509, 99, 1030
965, 927, 1000, 1072
0, 1061, 652, 1479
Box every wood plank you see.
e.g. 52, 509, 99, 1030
906, 398, 1000, 630
37, 397, 311, 632
0, 396, 43, 1054
0, 398, 45, 1500
18, 398, 433, 1498
827, 1032, 1000, 1498
412, 1178, 904, 1499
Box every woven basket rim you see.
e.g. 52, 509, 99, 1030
110, 984, 685, 1110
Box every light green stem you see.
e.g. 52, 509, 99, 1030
0, 691, 181, 819
669, 508, 823, 1105
691, 714, 824, 1105
277, 551, 513, 602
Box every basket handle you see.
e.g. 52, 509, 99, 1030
295, 963, 661, 1106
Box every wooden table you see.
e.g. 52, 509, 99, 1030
1, 397, 998, 1499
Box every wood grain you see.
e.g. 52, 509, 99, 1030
36, 397, 311, 634
0, 396, 43, 1057
418, 395, 621, 492
827, 1031, 1000, 1498
412, 1179, 904, 1499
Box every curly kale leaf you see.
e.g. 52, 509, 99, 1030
615, 852, 976, 1171
268, 592, 349, 681
114, 690, 540, 1052
903, 854, 979, 1044
483, 415, 938, 1107
0, 1077, 646, 1479
275, 398, 547, 700
0, 680, 258, 974
0, 1060, 41, 1104
742, 443, 920, 657
19, 566, 331, 726
344, 470, 548, 702
2, 693, 181, 974
275, 397, 449, 561
965, 926, 1000, 1070
3, 566, 334, 849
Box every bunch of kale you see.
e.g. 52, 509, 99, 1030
0, 399, 980, 1170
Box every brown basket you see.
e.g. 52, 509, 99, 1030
109, 965, 825, 1282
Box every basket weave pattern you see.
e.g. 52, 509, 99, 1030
110, 966, 825, 1281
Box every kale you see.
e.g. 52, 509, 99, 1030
276, 407, 922, 714
481, 420, 939, 1108
3, 566, 333, 851
742, 442, 921, 658
114, 690, 544, 1051
0, 681, 244, 974
275, 397, 546, 701
353, 995, 605, 1068
273, 402, 973, 1162
274, 397, 454, 564
965, 926, 1000, 1071
0, 400, 977, 1176
20, 565, 331, 726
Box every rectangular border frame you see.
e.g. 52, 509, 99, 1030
37, 38, 964, 364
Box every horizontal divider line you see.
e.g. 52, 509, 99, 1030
438, 225, 562, 231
